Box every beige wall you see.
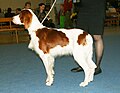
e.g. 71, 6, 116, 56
0, 0, 44, 11
0, 0, 63, 12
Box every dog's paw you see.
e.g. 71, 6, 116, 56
46, 81, 53, 86
46, 79, 54, 86
79, 81, 88, 87
46, 76, 54, 86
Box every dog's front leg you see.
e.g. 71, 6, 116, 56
41, 54, 55, 86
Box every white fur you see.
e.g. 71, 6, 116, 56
13, 9, 96, 87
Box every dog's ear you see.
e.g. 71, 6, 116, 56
19, 10, 32, 29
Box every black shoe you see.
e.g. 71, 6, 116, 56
71, 67, 83, 72
94, 68, 102, 75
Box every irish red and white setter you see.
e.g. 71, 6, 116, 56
13, 9, 96, 87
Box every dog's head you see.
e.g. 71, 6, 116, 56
13, 9, 33, 29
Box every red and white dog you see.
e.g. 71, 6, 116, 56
13, 9, 96, 87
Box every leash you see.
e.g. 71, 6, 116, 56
41, 0, 57, 24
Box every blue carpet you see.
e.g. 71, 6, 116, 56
0, 34, 120, 93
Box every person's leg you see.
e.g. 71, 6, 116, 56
93, 35, 104, 75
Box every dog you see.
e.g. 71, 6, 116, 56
12, 9, 96, 87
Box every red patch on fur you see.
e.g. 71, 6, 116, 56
36, 28, 69, 54
77, 32, 88, 46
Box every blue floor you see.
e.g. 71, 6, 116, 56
0, 32, 120, 93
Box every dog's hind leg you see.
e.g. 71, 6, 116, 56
86, 60, 96, 83
73, 51, 92, 87
86, 47, 96, 82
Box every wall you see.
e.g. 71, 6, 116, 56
0, 0, 44, 11
0, 0, 64, 12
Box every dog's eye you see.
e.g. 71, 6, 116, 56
19, 14, 23, 23
20, 17, 23, 23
